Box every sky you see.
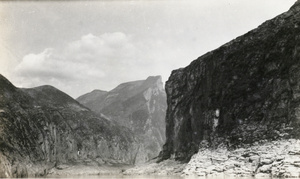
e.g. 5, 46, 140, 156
0, 0, 296, 98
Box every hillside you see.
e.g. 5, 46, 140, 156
0, 74, 140, 178
77, 76, 167, 163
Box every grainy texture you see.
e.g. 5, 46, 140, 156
183, 139, 300, 178
77, 76, 167, 163
160, 1, 300, 161
0, 74, 140, 177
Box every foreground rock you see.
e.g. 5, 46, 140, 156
124, 159, 185, 176
161, 0, 300, 161
77, 76, 167, 163
0, 74, 140, 178
124, 139, 300, 178
183, 139, 300, 178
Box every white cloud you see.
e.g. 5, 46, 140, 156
11, 0, 295, 98
13, 32, 166, 97
6, 0, 295, 98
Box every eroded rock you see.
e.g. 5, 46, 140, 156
182, 139, 300, 178
0, 74, 140, 177
77, 76, 167, 163
160, 0, 300, 162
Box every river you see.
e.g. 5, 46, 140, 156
42, 175, 256, 179
45, 176, 183, 179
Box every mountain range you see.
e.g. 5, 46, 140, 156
0, 74, 142, 177
77, 76, 167, 163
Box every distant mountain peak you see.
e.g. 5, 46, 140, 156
144, 75, 164, 90
76, 89, 108, 105
30, 85, 61, 93
76, 76, 167, 163
91, 89, 107, 93
145, 75, 162, 81
77, 76, 165, 108
22, 84, 86, 110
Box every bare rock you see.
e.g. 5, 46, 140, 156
160, 0, 300, 162
77, 76, 167, 164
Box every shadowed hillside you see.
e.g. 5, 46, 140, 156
0, 74, 141, 178
77, 76, 167, 163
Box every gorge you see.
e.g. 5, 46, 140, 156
161, 0, 300, 162
0, 75, 167, 177
1, 0, 300, 178
77, 76, 167, 164
0, 74, 141, 177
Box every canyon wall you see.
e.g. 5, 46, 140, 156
77, 76, 167, 163
160, 1, 300, 161
0, 74, 140, 177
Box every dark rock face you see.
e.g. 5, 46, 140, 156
0, 74, 140, 178
77, 76, 167, 163
161, 1, 300, 161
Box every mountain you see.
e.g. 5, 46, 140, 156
0, 74, 141, 178
77, 76, 167, 163
160, 0, 300, 162
76, 90, 108, 110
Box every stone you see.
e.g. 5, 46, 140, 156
77, 76, 167, 163
249, 155, 260, 163
0, 74, 140, 176
255, 172, 271, 178
258, 164, 272, 173
182, 139, 300, 178
260, 159, 274, 165
288, 150, 300, 155
160, 0, 300, 162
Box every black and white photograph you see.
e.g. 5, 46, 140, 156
0, 0, 300, 178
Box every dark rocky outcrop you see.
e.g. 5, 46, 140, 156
77, 76, 167, 163
0, 74, 140, 178
160, 1, 300, 162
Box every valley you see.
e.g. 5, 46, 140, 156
1, 0, 300, 178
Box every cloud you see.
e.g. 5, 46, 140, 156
14, 32, 167, 97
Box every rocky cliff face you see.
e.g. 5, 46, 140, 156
0, 74, 140, 178
77, 76, 167, 163
161, 1, 300, 161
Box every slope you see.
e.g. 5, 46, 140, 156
77, 76, 167, 163
0, 74, 140, 177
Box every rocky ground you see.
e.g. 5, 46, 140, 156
123, 159, 185, 176
183, 139, 300, 178
44, 139, 300, 178
123, 139, 300, 178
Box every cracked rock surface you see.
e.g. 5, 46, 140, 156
183, 139, 300, 178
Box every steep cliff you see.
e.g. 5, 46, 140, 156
161, 1, 300, 161
77, 76, 167, 163
0, 74, 140, 178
